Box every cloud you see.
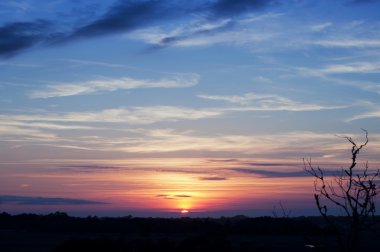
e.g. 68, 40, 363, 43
0, 1, 32, 12
60, 165, 124, 173
0, 195, 107, 205
59, 58, 132, 69
65, 0, 278, 44
155, 194, 192, 199
0, 117, 98, 145
145, 19, 236, 49
174, 194, 192, 198
298, 62, 380, 78
208, 158, 240, 163
309, 20, 380, 50
129, 13, 280, 48
0, 62, 41, 68
299, 73, 380, 96
0, 1, 175, 56
0, 119, 93, 130
0, 108, 357, 156
199, 176, 227, 181
65, 106, 221, 124
296, 61, 380, 98
130, 12, 380, 53
62, 1, 171, 42
247, 162, 293, 167
0, 20, 53, 57
0, 124, 57, 141
198, 93, 275, 105
1, 0, 379, 57
58, 164, 210, 175
0, 0, 282, 57
2, 118, 379, 161
227, 168, 338, 178
156, 194, 169, 197
210, 0, 277, 17
313, 39, 380, 48
0, 106, 222, 125
348, 0, 379, 5
310, 22, 332, 32
198, 92, 347, 111
111, 129, 364, 158
323, 62, 380, 74
30, 73, 200, 98
346, 108, 380, 122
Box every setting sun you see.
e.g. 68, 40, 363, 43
181, 209, 189, 214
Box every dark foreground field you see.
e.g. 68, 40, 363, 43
0, 212, 378, 252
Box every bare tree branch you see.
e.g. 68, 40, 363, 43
304, 130, 379, 252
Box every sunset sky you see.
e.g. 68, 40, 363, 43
1, 0, 380, 217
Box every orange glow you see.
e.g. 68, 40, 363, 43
0, 157, 323, 216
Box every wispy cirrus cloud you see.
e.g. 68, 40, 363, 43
311, 75, 380, 95
110, 129, 374, 158
129, 12, 281, 49
318, 62, 380, 75
0, 106, 223, 129
0, 0, 281, 57
0, 119, 93, 130
309, 22, 332, 32
298, 61, 380, 79
51, 106, 221, 124
313, 39, 380, 48
59, 58, 132, 69
0, 117, 96, 144
0, 124, 57, 141
1, 0, 378, 57
198, 92, 347, 111
128, 6, 380, 53
1, 91, 346, 135
1, 118, 379, 161
58, 1, 179, 44
30, 73, 200, 98
198, 93, 276, 105
346, 107, 380, 122
138, 19, 238, 49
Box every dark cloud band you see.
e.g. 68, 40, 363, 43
228, 168, 339, 178
0, 195, 107, 205
199, 176, 227, 181
0, 0, 278, 58
0, 20, 53, 57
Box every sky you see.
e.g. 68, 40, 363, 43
1, 0, 380, 217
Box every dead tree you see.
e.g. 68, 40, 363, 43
304, 130, 379, 252
272, 200, 291, 218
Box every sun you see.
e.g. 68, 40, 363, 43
180, 209, 189, 214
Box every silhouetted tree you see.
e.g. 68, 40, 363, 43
272, 200, 291, 218
304, 130, 379, 252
